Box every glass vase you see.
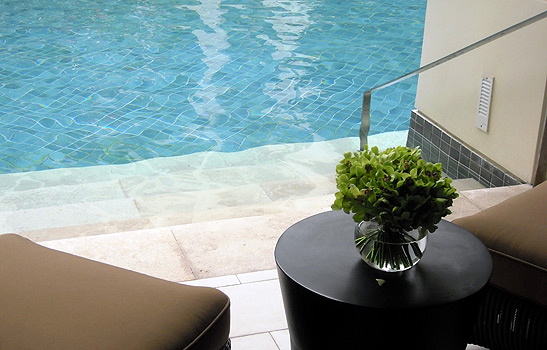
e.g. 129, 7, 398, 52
354, 221, 428, 272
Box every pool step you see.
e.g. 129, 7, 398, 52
0, 135, 364, 237
4, 131, 502, 241
1, 176, 490, 242
0, 142, 347, 236
0, 172, 336, 239
2, 194, 336, 242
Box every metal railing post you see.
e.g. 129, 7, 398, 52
360, 91, 371, 150
358, 10, 547, 150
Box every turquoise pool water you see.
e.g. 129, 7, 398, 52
0, 0, 426, 173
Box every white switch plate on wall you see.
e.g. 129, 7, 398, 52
477, 76, 494, 132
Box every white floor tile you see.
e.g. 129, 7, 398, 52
270, 329, 290, 350
220, 280, 287, 337
231, 333, 280, 350
237, 269, 278, 284
183, 274, 240, 288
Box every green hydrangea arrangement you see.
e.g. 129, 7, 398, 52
332, 145, 458, 234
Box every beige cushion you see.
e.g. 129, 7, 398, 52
0, 234, 230, 350
453, 181, 547, 306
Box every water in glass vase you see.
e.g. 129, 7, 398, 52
354, 221, 428, 272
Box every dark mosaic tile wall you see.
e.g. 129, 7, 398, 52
406, 111, 522, 188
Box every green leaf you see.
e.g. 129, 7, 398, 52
331, 199, 342, 210
336, 164, 347, 173
376, 278, 385, 286
353, 212, 365, 223
339, 174, 349, 184
349, 185, 361, 198
342, 200, 352, 212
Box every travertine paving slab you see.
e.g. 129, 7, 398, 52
260, 174, 336, 201
40, 228, 194, 282
20, 216, 154, 242
0, 180, 126, 211
187, 195, 334, 224
0, 198, 140, 233
171, 210, 329, 278
133, 183, 272, 218
459, 184, 531, 210
445, 193, 483, 221
121, 162, 305, 197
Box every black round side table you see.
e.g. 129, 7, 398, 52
275, 210, 492, 350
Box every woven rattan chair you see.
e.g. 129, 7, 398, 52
454, 181, 547, 350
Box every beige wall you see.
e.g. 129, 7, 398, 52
415, 0, 547, 183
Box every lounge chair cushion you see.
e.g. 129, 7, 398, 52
453, 181, 547, 306
0, 234, 230, 350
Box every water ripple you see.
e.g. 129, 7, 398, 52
0, 0, 426, 173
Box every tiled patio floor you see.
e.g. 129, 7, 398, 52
186, 269, 491, 350
36, 183, 530, 349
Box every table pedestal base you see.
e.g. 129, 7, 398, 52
278, 268, 486, 350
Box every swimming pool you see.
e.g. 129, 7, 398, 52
0, 0, 426, 174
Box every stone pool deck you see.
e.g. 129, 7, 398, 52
1, 132, 527, 349
15, 183, 530, 350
